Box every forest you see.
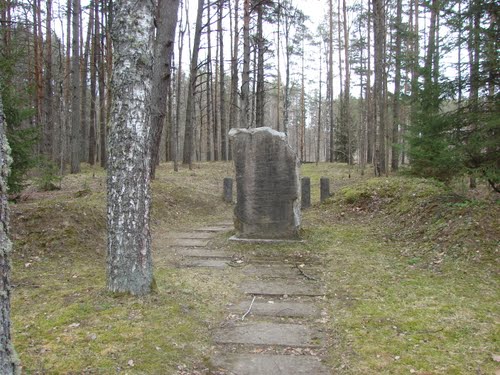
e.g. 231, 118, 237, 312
0, 0, 499, 373
0, 0, 498, 189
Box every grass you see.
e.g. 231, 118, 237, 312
9, 161, 500, 374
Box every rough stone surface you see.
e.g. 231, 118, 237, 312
241, 280, 325, 296
170, 238, 209, 247
179, 259, 228, 269
229, 300, 320, 317
168, 232, 215, 239
214, 322, 323, 347
175, 248, 233, 259
301, 177, 311, 209
194, 226, 231, 232
242, 264, 321, 279
223, 177, 233, 203
213, 354, 331, 375
320, 177, 330, 202
229, 127, 301, 239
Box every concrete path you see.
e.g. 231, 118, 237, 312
171, 222, 331, 375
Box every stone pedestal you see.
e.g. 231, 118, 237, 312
229, 127, 301, 239
301, 177, 311, 209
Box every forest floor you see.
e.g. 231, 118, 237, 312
9, 162, 499, 374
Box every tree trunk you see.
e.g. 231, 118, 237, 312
80, 4, 93, 164
228, 0, 239, 159
149, 0, 180, 179
107, 0, 155, 295
255, 1, 265, 128
373, 0, 386, 175
391, 0, 402, 171
240, 0, 251, 129
43, 0, 54, 160
70, 0, 81, 173
182, 0, 204, 167
0, 93, 20, 375
88, 0, 98, 165
219, 0, 227, 160
328, 0, 335, 162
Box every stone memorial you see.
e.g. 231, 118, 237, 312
229, 127, 301, 240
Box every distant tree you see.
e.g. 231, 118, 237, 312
107, 0, 156, 295
0, 91, 20, 375
70, 0, 81, 174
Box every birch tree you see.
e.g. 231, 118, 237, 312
107, 0, 156, 295
0, 92, 20, 375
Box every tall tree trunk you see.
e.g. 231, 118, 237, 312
70, 0, 81, 173
149, 0, 180, 179
98, 5, 107, 168
182, 0, 204, 168
0, 93, 20, 375
43, 0, 54, 160
240, 0, 251, 129
373, 0, 386, 175
228, 0, 239, 159
255, 1, 265, 128
81, 4, 93, 163
366, 0, 374, 165
88, 0, 98, 165
107, 0, 155, 295
316, 42, 323, 165
328, 0, 335, 162
219, 0, 227, 160
342, 0, 351, 164
174, 2, 186, 172
391, 0, 402, 171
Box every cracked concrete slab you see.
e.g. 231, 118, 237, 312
178, 259, 228, 269
242, 264, 321, 280
213, 322, 323, 347
170, 238, 210, 247
240, 280, 325, 297
175, 248, 233, 259
229, 300, 320, 318
212, 354, 331, 375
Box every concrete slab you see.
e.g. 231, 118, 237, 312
213, 354, 331, 375
171, 238, 210, 247
240, 280, 325, 297
229, 300, 320, 318
168, 231, 216, 239
242, 264, 321, 280
195, 226, 231, 232
213, 322, 323, 347
229, 235, 305, 243
178, 259, 228, 269
175, 248, 233, 259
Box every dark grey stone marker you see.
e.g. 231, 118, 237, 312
213, 322, 323, 347
229, 127, 301, 239
213, 354, 331, 375
223, 177, 233, 203
320, 177, 330, 202
301, 177, 311, 209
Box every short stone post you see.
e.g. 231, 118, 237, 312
223, 177, 233, 203
320, 177, 330, 203
301, 177, 311, 209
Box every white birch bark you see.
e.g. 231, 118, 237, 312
107, 0, 155, 295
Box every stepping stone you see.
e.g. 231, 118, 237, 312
168, 231, 215, 239
229, 300, 320, 318
171, 238, 210, 247
195, 226, 231, 232
213, 354, 330, 375
242, 264, 321, 280
176, 248, 233, 259
240, 280, 325, 297
214, 322, 323, 347
179, 259, 228, 269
